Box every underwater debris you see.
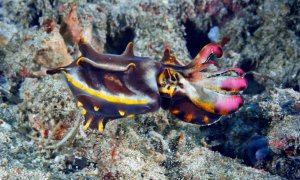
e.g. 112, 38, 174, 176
65, 156, 89, 173
42, 18, 56, 34
0, 22, 17, 47
208, 26, 220, 42
33, 29, 72, 69
0, 118, 12, 131
45, 111, 82, 149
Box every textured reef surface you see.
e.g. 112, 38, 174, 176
0, 0, 299, 179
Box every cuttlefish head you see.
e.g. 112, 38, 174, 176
159, 43, 247, 125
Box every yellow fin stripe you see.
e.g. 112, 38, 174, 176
63, 72, 149, 105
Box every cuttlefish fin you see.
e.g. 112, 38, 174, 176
122, 42, 135, 57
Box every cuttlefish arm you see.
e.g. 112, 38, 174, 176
161, 43, 223, 76
187, 68, 247, 93
175, 68, 247, 115
168, 93, 222, 125
187, 42, 223, 67
183, 43, 223, 75
161, 48, 184, 66
175, 81, 244, 116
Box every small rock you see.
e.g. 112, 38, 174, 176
33, 29, 72, 69
0, 22, 17, 47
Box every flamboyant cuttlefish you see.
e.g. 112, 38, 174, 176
47, 36, 247, 133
